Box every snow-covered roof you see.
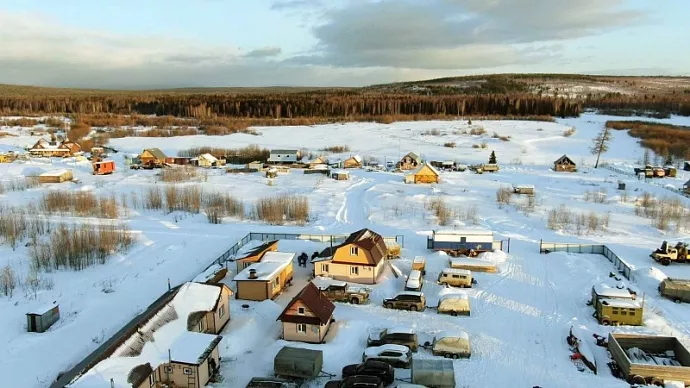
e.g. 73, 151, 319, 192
600, 299, 641, 308
311, 277, 347, 289
199, 153, 218, 162
441, 268, 472, 276
388, 327, 416, 335
514, 184, 535, 189
449, 257, 496, 268
27, 302, 58, 315
439, 293, 469, 301
234, 252, 294, 281
69, 282, 223, 388
364, 344, 410, 356
331, 169, 348, 175
407, 162, 440, 177
592, 284, 633, 299
434, 228, 493, 236
394, 291, 423, 297
413, 256, 426, 264
40, 169, 71, 177
435, 330, 469, 341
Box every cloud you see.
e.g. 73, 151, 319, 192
299, 0, 643, 69
244, 47, 282, 58
271, 0, 322, 11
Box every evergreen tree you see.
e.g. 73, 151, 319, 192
489, 151, 497, 164
643, 149, 650, 166
664, 153, 673, 166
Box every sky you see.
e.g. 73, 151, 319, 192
0, 0, 688, 89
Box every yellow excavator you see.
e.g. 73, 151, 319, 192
651, 241, 689, 266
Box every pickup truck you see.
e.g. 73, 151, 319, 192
316, 280, 371, 304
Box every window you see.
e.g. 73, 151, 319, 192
452, 275, 459, 279
164, 366, 173, 374
297, 323, 307, 333
219, 305, 225, 318
321, 264, 329, 272
297, 307, 305, 315
629, 310, 636, 316
148, 374, 155, 387
183, 367, 193, 375
273, 277, 280, 289
621, 310, 627, 316
351, 266, 359, 275
611, 308, 619, 315
350, 246, 359, 256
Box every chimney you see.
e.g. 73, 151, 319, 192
248, 269, 257, 279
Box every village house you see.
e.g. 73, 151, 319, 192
267, 149, 300, 164
165, 156, 192, 166
554, 154, 577, 172
235, 240, 279, 273
342, 155, 362, 169
404, 162, 440, 184
277, 282, 335, 344
309, 156, 328, 167
139, 148, 167, 166
29, 138, 81, 157
398, 152, 422, 170
68, 282, 230, 388
38, 169, 73, 183
312, 228, 388, 284
194, 153, 224, 168
234, 252, 295, 301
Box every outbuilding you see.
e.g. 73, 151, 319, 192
404, 163, 440, 184
92, 160, 115, 175
234, 252, 295, 301
554, 154, 577, 172
331, 170, 349, 181
398, 152, 422, 170
513, 185, 535, 195
427, 229, 494, 255
38, 169, 73, 183
27, 303, 60, 333
342, 155, 362, 169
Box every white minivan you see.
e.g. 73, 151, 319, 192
405, 270, 423, 292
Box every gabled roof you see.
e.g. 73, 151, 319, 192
406, 162, 440, 177
322, 228, 387, 266
345, 155, 362, 163
554, 154, 575, 165
401, 152, 421, 163
142, 148, 166, 160
127, 363, 153, 388
237, 240, 278, 261
199, 153, 218, 162
277, 282, 335, 325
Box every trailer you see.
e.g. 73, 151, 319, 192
410, 358, 455, 388
427, 229, 494, 256
607, 333, 690, 386
274, 346, 333, 381
92, 160, 115, 175
659, 278, 690, 303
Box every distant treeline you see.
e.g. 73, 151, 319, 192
605, 120, 690, 159
590, 95, 690, 117
0, 93, 582, 118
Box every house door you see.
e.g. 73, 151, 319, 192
29, 317, 37, 332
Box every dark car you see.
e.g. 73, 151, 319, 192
341, 360, 394, 385
324, 375, 384, 388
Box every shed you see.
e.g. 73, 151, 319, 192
331, 170, 349, 181
554, 154, 577, 172
197, 153, 220, 168
404, 163, 440, 184
398, 152, 422, 170
248, 161, 264, 170
92, 160, 115, 175
274, 346, 323, 379
27, 303, 60, 333
342, 155, 362, 169
38, 169, 73, 183
411, 358, 455, 388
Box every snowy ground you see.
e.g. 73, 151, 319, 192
1, 113, 690, 387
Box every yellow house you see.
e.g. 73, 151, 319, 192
187, 283, 233, 334
277, 282, 335, 344
234, 252, 295, 301
404, 162, 440, 184
235, 240, 279, 273
342, 155, 362, 169
312, 228, 387, 284
139, 148, 167, 165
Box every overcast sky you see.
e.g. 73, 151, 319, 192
0, 0, 688, 89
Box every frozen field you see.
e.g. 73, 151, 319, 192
1, 113, 690, 387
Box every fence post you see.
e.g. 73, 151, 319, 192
539, 239, 542, 253
507, 238, 510, 253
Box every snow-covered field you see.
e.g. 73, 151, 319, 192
2, 113, 690, 388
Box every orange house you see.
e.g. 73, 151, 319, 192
404, 162, 440, 184
312, 228, 387, 284
277, 282, 335, 344
235, 240, 279, 273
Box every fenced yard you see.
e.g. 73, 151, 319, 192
539, 240, 634, 280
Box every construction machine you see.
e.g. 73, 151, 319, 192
651, 241, 689, 266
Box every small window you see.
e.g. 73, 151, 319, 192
621, 310, 627, 316
164, 366, 173, 374
219, 305, 225, 318
183, 367, 193, 375
351, 266, 359, 275
322, 264, 329, 272
629, 310, 636, 316
452, 275, 459, 279
350, 246, 359, 256
297, 323, 307, 333
298, 307, 305, 315
274, 277, 280, 288
149, 374, 155, 387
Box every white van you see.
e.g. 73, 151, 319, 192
405, 270, 423, 292
438, 268, 473, 288
437, 293, 470, 316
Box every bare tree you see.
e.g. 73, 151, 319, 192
590, 126, 613, 168
1, 265, 17, 297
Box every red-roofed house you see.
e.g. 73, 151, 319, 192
312, 228, 388, 284
277, 282, 335, 343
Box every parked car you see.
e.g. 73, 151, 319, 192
342, 359, 395, 384
362, 344, 412, 369
423, 331, 471, 359
383, 291, 426, 312
404, 270, 423, 292
315, 279, 371, 304
438, 268, 473, 288
367, 327, 419, 352
324, 375, 384, 388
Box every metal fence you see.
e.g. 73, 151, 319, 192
539, 241, 633, 280
600, 163, 690, 199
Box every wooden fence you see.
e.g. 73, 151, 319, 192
539, 241, 634, 280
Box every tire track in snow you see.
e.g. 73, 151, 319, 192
335, 176, 374, 226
